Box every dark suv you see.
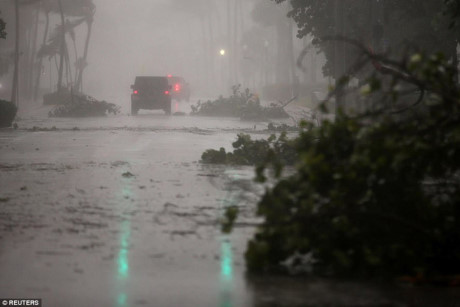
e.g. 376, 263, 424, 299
131, 76, 172, 115
167, 76, 191, 102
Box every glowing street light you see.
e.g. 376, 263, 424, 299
219, 49, 226, 56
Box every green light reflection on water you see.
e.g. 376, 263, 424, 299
220, 239, 233, 283
122, 186, 133, 201
116, 179, 134, 307
219, 238, 234, 307
219, 173, 240, 307
117, 220, 131, 280
117, 293, 127, 306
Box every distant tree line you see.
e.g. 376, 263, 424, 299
0, 0, 95, 106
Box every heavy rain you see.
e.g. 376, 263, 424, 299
0, 1, 459, 306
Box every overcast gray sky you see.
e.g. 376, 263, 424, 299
85, 1, 188, 99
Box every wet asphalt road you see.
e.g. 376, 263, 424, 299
0, 101, 459, 307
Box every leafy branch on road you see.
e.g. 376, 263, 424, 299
191, 85, 289, 120
201, 133, 298, 171
48, 93, 120, 117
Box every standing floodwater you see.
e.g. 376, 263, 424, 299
1, 102, 458, 307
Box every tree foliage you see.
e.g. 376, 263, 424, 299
37, 0, 94, 59
240, 49, 460, 280
203, 0, 460, 283
37, 17, 87, 59
35, 0, 95, 17
274, 0, 458, 79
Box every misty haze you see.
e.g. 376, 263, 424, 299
1, 1, 459, 306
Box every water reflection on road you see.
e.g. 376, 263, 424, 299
219, 238, 233, 307
219, 173, 238, 307
116, 219, 131, 307
0, 106, 459, 306
116, 176, 134, 307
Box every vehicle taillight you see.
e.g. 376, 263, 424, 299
133, 90, 138, 94
164, 90, 170, 95
174, 83, 180, 92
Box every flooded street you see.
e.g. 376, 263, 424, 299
0, 101, 458, 307
1, 0, 459, 304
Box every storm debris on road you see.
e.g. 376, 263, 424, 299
122, 171, 135, 178
191, 85, 289, 120
267, 122, 298, 132
48, 94, 120, 117
201, 133, 297, 166
28, 126, 58, 132
0, 99, 17, 128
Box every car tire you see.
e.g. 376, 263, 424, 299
131, 102, 138, 115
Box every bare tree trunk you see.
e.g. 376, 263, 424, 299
227, 0, 231, 86
238, 0, 244, 41
207, 14, 214, 89
288, 19, 297, 97
311, 42, 317, 84
29, 3, 41, 101
233, 0, 238, 85
27, 5, 39, 101
57, 0, 65, 92
334, 0, 345, 111
11, 0, 20, 107
214, 6, 223, 94
64, 40, 72, 87
75, 17, 93, 93
275, 22, 289, 84
200, 18, 209, 93
23, 27, 31, 100
34, 10, 49, 101
72, 35, 79, 84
